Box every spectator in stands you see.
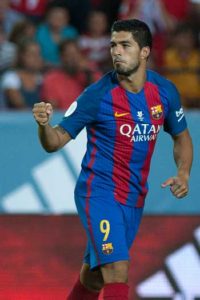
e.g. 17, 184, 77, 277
0, 25, 16, 74
163, 23, 200, 108
1, 40, 43, 109
41, 39, 101, 110
36, 3, 78, 66
0, 0, 24, 36
79, 10, 110, 72
91, 0, 121, 28
57, 0, 92, 33
9, 19, 36, 46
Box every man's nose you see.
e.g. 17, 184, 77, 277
112, 45, 122, 56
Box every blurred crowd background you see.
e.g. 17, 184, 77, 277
0, 3, 199, 298
0, 0, 199, 111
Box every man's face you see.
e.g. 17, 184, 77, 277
110, 31, 142, 76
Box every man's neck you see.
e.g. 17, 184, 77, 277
117, 67, 147, 94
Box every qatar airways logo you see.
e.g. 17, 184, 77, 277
120, 123, 161, 142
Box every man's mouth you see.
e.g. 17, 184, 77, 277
114, 59, 125, 64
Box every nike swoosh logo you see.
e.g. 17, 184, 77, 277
114, 112, 130, 118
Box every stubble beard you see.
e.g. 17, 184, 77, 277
115, 62, 140, 77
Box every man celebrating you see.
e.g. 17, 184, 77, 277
33, 19, 193, 300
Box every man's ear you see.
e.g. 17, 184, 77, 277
141, 47, 150, 59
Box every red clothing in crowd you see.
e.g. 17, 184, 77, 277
162, 0, 190, 20
41, 69, 101, 110
10, 0, 47, 17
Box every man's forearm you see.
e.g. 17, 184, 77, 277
173, 129, 193, 178
38, 124, 61, 152
33, 102, 71, 152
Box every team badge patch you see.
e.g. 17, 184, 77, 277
64, 101, 77, 117
102, 243, 114, 255
150, 105, 163, 120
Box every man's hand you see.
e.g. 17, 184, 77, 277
161, 175, 189, 198
32, 102, 53, 126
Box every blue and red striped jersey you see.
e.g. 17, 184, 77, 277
59, 70, 187, 207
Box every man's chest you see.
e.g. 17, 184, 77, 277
96, 87, 165, 144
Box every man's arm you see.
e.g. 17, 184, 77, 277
33, 102, 71, 152
162, 129, 193, 198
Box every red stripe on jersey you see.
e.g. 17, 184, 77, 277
111, 87, 134, 204
85, 129, 101, 265
135, 81, 163, 207
144, 81, 164, 125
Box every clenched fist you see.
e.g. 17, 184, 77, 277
32, 102, 53, 126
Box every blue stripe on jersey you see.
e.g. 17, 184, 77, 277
86, 90, 116, 198
125, 89, 151, 206
74, 127, 96, 196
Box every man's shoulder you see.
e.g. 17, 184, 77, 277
85, 71, 117, 96
147, 69, 180, 103
147, 69, 177, 90
147, 69, 168, 84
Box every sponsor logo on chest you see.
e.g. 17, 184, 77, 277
114, 108, 162, 142
120, 123, 161, 142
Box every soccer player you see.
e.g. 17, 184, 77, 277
32, 19, 193, 300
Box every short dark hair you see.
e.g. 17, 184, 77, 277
111, 19, 152, 50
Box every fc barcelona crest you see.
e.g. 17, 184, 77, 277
150, 105, 163, 120
102, 243, 114, 255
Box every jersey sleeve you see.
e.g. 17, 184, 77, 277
58, 88, 100, 139
163, 82, 187, 136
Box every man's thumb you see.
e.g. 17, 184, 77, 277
161, 177, 174, 188
46, 103, 53, 115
